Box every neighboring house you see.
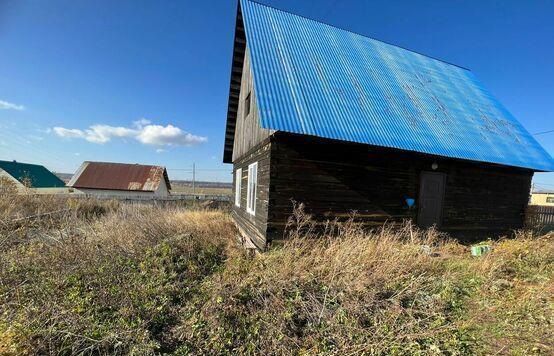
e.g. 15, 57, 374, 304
0, 159, 67, 193
68, 161, 171, 198
530, 192, 554, 206
223, 0, 554, 249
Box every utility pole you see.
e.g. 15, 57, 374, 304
192, 163, 196, 196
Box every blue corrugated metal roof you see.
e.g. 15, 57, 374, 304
239, 0, 554, 171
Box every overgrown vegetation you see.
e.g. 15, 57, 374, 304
0, 195, 552, 355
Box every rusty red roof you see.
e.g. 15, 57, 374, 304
68, 161, 171, 192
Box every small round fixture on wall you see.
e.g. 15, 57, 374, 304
431, 162, 439, 170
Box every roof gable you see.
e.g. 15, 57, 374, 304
226, 0, 554, 171
223, 3, 247, 163
0, 160, 66, 188
68, 161, 171, 192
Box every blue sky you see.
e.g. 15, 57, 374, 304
0, 0, 552, 187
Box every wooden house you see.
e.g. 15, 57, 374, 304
223, 0, 554, 249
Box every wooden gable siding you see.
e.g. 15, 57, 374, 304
232, 139, 272, 249
266, 133, 533, 243
232, 48, 273, 162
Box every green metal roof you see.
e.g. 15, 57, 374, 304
0, 160, 66, 188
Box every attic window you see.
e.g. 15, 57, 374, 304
244, 92, 251, 118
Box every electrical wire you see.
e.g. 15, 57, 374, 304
533, 129, 554, 136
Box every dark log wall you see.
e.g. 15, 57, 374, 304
232, 48, 273, 162
267, 133, 533, 243
440, 164, 532, 232
232, 139, 272, 249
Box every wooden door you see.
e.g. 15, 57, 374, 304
418, 172, 446, 228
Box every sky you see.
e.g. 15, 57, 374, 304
0, 0, 552, 187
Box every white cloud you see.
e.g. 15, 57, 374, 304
137, 124, 207, 146
83, 125, 136, 144
0, 100, 25, 111
53, 127, 85, 138
156, 148, 167, 153
133, 118, 151, 128
52, 120, 207, 147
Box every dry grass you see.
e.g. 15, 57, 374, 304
180, 206, 553, 355
0, 197, 552, 355
0, 194, 234, 355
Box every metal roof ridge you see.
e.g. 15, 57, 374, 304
0, 159, 45, 167
83, 160, 165, 169
243, 0, 471, 71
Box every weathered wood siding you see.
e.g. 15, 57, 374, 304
232, 139, 272, 249
266, 133, 533, 243
232, 48, 273, 162
440, 163, 531, 233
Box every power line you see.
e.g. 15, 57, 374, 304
533, 129, 554, 136
167, 168, 231, 172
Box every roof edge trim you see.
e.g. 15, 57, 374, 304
222, 2, 247, 163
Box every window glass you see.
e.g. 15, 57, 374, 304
247, 162, 258, 215
235, 168, 241, 207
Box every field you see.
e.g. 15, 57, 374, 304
0, 194, 552, 355
168, 181, 232, 196
169, 185, 232, 196
55, 173, 233, 196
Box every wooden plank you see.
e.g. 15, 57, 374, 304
526, 205, 554, 227
231, 47, 274, 162
231, 141, 272, 249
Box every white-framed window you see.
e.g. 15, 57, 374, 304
235, 168, 242, 207
246, 162, 258, 215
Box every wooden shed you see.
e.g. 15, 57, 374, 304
223, 0, 554, 249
